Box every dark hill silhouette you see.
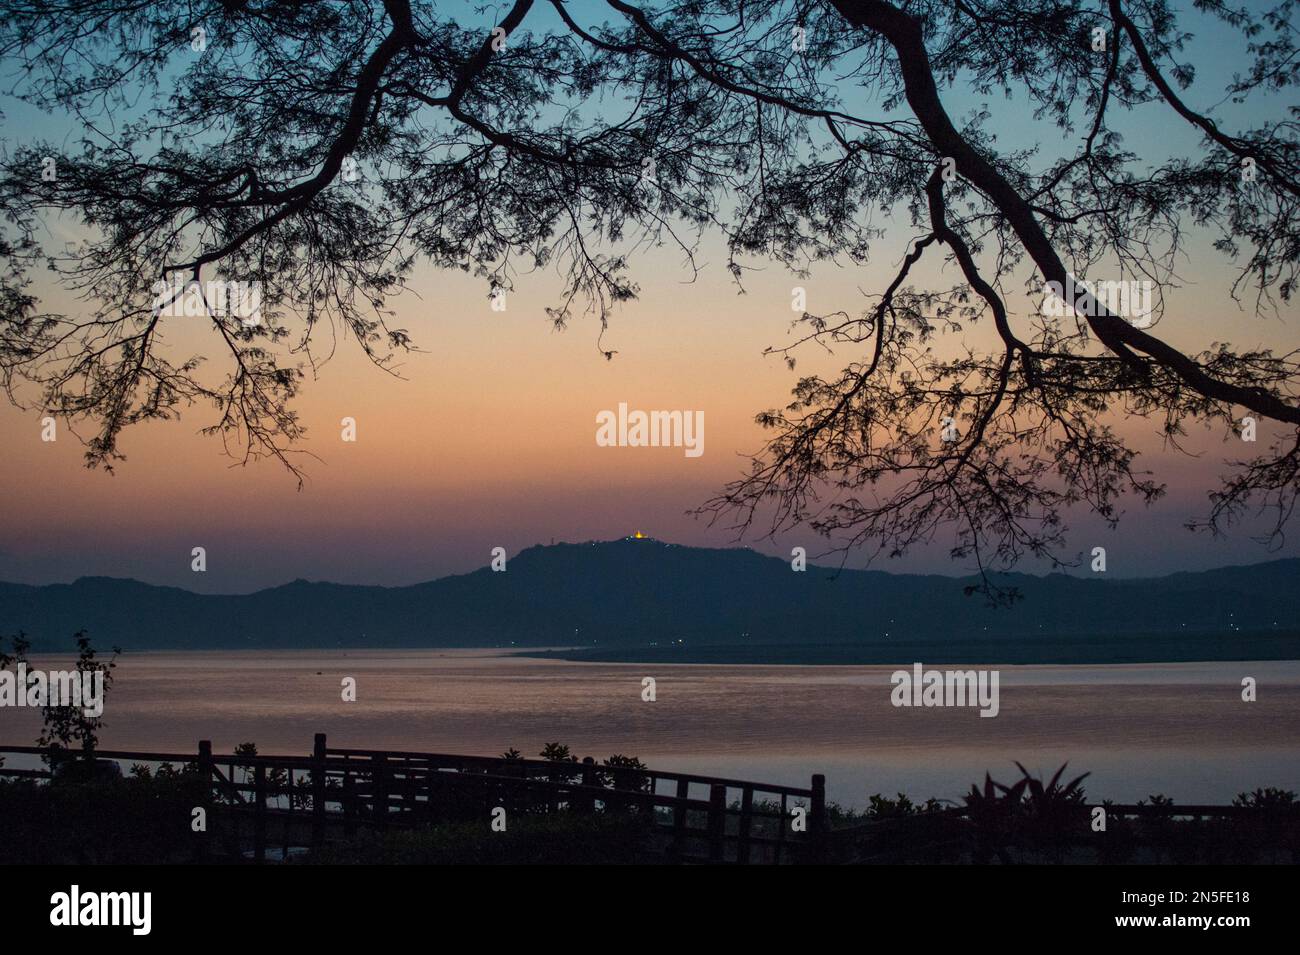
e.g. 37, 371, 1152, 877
1, 538, 1297, 658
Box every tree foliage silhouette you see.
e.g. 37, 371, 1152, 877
2, 0, 1298, 596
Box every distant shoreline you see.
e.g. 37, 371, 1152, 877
517, 631, 1300, 666
15, 635, 1300, 664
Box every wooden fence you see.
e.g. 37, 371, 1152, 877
4, 738, 1293, 864
0, 735, 827, 864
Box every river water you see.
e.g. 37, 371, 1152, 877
3, 650, 1296, 808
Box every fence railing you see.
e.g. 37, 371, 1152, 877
5, 738, 1293, 864
0, 735, 827, 864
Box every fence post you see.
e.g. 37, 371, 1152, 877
372, 753, 388, 829
671, 778, 690, 860
639, 769, 655, 819
253, 764, 267, 863
809, 773, 827, 864
425, 757, 438, 820
343, 769, 357, 837
708, 783, 727, 863
580, 756, 597, 813
311, 733, 327, 849
403, 760, 418, 820
196, 740, 212, 861
737, 785, 754, 865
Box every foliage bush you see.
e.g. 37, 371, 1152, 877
0, 772, 203, 864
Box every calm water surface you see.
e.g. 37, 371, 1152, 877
5, 650, 1297, 808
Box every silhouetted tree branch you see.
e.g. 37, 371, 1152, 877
2, 0, 1298, 594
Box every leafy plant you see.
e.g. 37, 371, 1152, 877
1233, 787, 1297, 812
1014, 762, 1090, 862
0, 631, 30, 669
865, 792, 942, 819
37, 632, 119, 762
1135, 793, 1177, 853
962, 773, 1029, 864
0, 632, 31, 770
539, 742, 577, 763
1232, 787, 1300, 863
600, 754, 649, 794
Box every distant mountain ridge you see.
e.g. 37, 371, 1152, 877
1, 538, 1297, 653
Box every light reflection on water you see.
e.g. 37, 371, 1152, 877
5, 650, 1297, 808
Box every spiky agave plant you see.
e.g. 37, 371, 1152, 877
962, 773, 1029, 864
1014, 762, 1090, 861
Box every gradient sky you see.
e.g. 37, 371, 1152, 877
1, 2, 1297, 592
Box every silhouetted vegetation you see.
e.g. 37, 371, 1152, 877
1, 630, 120, 777
37, 632, 120, 760
0, 772, 203, 864
865, 792, 944, 820
3, 2, 1299, 596
3, 734, 1297, 863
